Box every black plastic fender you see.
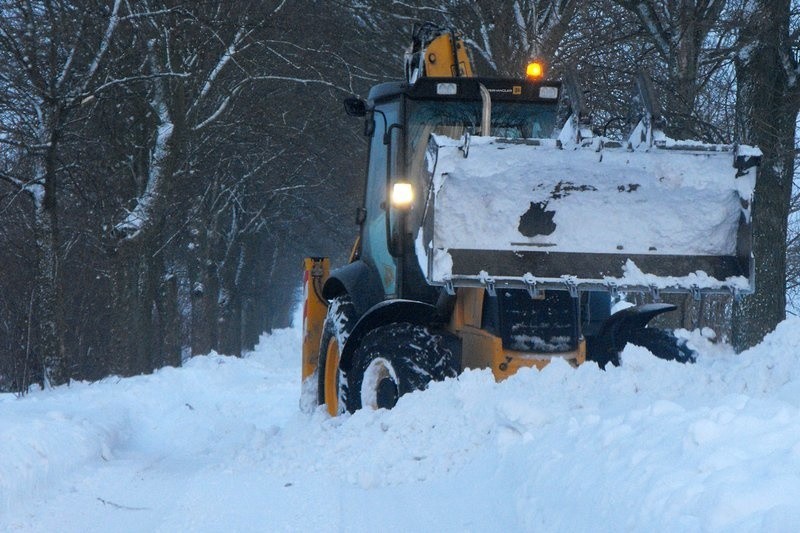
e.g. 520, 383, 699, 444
587, 303, 676, 367
338, 299, 438, 373
322, 260, 384, 318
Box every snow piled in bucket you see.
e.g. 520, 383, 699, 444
431, 136, 749, 256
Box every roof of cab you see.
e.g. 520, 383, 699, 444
367, 78, 562, 104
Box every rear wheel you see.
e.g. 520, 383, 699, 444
317, 296, 356, 416
345, 322, 458, 413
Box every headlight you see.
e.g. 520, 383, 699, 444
538, 86, 559, 99
391, 182, 414, 209
436, 82, 458, 95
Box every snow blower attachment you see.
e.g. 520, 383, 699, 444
302, 24, 760, 415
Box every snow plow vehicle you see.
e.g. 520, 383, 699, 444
302, 25, 760, 415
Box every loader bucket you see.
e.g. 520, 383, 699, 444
417, 134, 759, 297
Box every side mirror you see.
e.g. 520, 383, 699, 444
343, 97, 367, 117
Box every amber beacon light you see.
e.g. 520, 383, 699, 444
526, 61, 544, 79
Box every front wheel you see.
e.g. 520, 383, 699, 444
317, 296, 356, 416
345, 322, 458, 413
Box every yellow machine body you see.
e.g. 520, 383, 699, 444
421, 33, 473, 77
447, 288, 585, 380
305, 28, 584, 414
301, 257, 329, 382
301, 21, 755, 415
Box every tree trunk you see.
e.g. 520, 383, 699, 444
31, 103, 68, 386
240, 234, 266, 350
108, 236, 160, 376
157, 270, 182, 367
139, 248, 159, 373
109, 248, 138, 376
190, 229, 219, 355
217, 243, 245, 356
217, 285, 243, 356
731, 0, 798, 351
33, 201, 67, 386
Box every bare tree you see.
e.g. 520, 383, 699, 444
731, 0, 800, 349
342, 0, 580, 76
614, 0, 726, 138
0, 0, 122, 385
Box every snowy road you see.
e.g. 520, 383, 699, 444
3, 313, 800, 532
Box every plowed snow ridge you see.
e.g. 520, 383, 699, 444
2, 310, 800, 531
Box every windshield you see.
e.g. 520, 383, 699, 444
408, 98, 556, 146
405, 99, 558, 184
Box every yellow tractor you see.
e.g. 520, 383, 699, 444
302, 24, 759, 415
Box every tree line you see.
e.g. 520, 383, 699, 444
1, 0, 798, 392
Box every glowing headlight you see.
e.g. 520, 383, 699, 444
391, 182, 414, 209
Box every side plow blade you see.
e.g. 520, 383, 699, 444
418, 135, 759, 297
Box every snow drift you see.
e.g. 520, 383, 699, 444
3, 312, 800, 531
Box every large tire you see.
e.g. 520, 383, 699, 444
345, 322, 459, 413
626, 327, 696, 364
317, 296, 356, 416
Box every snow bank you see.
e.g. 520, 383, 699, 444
3, 317, 800, 531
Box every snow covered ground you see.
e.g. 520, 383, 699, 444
3, 308, 800, 532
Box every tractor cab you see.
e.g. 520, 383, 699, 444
347, 76, 562, 302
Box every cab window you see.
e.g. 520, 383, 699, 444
362, 99, 401, 295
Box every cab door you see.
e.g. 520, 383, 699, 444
360, 98, 402, 297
